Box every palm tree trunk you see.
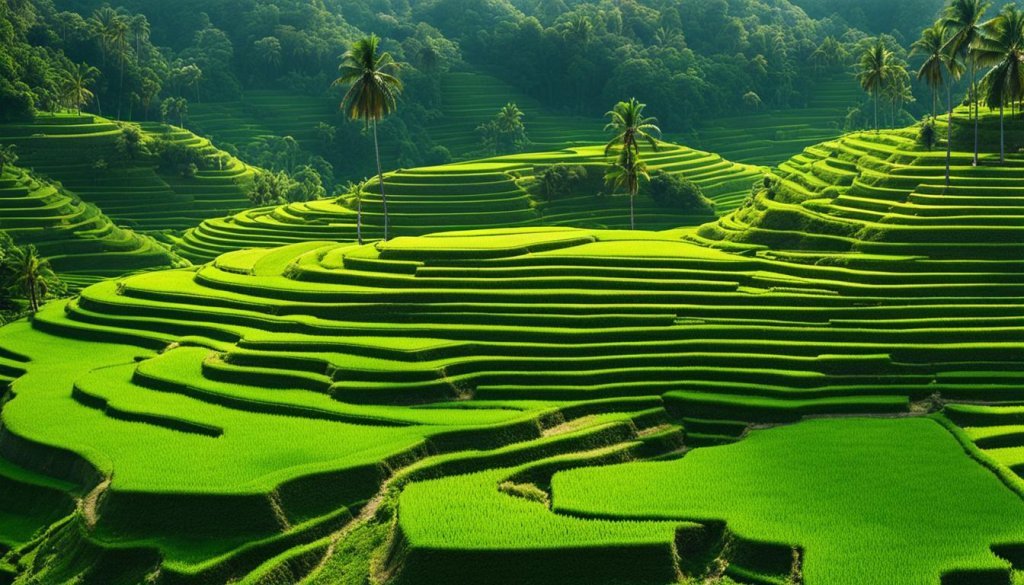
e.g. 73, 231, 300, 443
373, 120, 389, 241
972, 65, 979, 166
946, 83, 952, 190
874, 92, 879, 132
118, 55, 125, 120
28, 277, 37, 313
629, 189, 635, 230
1000, 103, 1005, 163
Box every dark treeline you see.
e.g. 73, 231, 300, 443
413, 0, 874, 129
791, 0, 946, 39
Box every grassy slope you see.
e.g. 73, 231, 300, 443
691, 75, 862, 167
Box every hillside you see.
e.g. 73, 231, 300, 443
0, 115, 1021, 584
692, 76, 862, 167
187, 71, 864, 177
0, 115, 254, 233
172, 141, 762, 264
0, 164, 176, 289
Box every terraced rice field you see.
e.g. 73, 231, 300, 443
0, 164, 176, 288
0, 117, 1021, 584
174, 141, 762, 263
189, 90, 334, 158
693, 76, 862, 167
0, 114, 253, 233
425, 72, 608, 154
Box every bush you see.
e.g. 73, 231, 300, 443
535, 164, 589, 200
646, 171, 715, 213
917, 117, 938, 151
424, 145, 452, 166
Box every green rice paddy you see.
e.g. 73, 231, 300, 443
174, 142, 762, 263
0, 113, 253, 234
0, 110, 1021, 584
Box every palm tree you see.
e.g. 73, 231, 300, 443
254, 37, 283, 77
496, 102, 526, 150
5, 245, 57, 313
942, 44, 966, 189
129, 15, 150, 64
63, 63, 98, 115
884, 65, 914, 128
913, 22, 951, 115
333, 34, 403, 242
342, 180, 366, 244
977, 4, 1024, 162
90, 6, 119, 66
858, 39, 894, 132
943, 0, 992, 166
604, 98, 661, 230
108, 16, 129, 120
604, 98, 661, 160
0, 145, 17, 176
605, 149, 650, 231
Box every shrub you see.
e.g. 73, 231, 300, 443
151, 137, 204, 176
917, 117, 938, 151
535, 164, 590, 200
646, 171, 715, 213
424, 145, 452, 166
113, 124, 149, 166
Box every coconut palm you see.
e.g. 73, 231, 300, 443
884, 65, 914, 128
943, 0, 992, 166
0, 145, 17, 176
857, 39, 895, 132
941, 46, 966, 189
604, 98, 661, 159
89, 6, 119, 66
129, 14, 149, 64
913, 22, 952, 115
333, 34, 403, 242
977, 4, 1024, 162
605, 149, 650, 231
254, 37, 283, 75
108, 16, 129, 120
63, 63, 98, 114
4, 245, 57, 313
495, 102, 526, 150
604, 98, 661, 230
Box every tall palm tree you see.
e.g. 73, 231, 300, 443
942, 43, 966, 188
604, 98, 661, 230
943, 0, 992, 166
109, 16, 129, 120
5, 245, 57, 313
605, 149, 650, 232
977, 4, 1024, 162
90, 6, 119, 66
129, 15, 150, 64
333, 34, 403, 242
857, 39, 894, 132
63, 63, 98, 115
913, 22, 951, 115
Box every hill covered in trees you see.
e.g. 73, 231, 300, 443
3, 0, 940, 182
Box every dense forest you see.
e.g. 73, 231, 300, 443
3, 0, 949, 180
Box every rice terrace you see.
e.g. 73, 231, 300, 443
1, 0, 1024, 583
